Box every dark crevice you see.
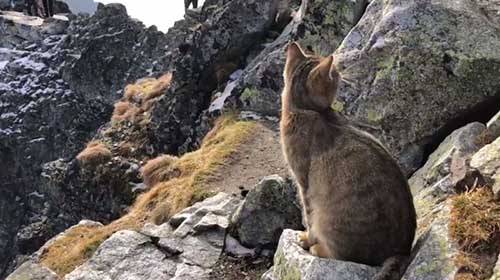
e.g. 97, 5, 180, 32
419, 96, 500, 171
353, 0, 370, 26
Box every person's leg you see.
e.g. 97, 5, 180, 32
42, 0, 49, 17
192, 0, 198, 9
25, 0, 32, 15
47, 0, 53, 16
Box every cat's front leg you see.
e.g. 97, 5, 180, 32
297, 187, 318, 250
298, 230, 317, 250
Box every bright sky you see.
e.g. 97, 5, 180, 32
98, 0, 205, 32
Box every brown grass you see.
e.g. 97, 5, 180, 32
474, 130, 495, 147
40, 115, 256, 277
116, 141, 135, 157
111, 101, 133, 124
123, 73, 172, 102
76, 141, 112, 166
450, 187, 500, 279
112, 73, 172, 127
141, 155, 180, 188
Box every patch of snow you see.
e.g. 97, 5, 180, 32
0, 83, 12, 92
229, 69, 244, 81
131, 183, 148, 193
239, 111, 262, 120
13, 56, 47, 71
19, 101, 37, 113
94, 30, 125, 40
0, 128, 21, 136
0, 11, 44, 26
53, 15, 69, 21
372, 36, 386, 49
67, 53, 82, 60
28, 191, 45, 198
29, 137, 46, 143
0, 112, 17, 119
0, 61, 8, 71
208, 80, 238, 113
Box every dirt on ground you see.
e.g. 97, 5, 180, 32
204, 120, 289, 196
204, 120, 288, 279
209, 254, 273, 280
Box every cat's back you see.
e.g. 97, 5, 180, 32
308, 115, 416, 263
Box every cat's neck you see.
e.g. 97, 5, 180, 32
282, 92, 346, 126
281, 88, 320, 117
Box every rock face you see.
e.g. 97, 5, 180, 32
409, 122, 486, 195
0, 4, 171, 277
231, 175, 303, 249
470, 138, 500, 199
3, 0, 500, 278
5, 261, 58, 280
488, 110, 500, 140
0, 11, 68, 47
334, 0, 500, 173
65, 230, 177, 280
61, 3, 170, 104
229, 0, 359, 116
63, 193, 241, 280
149, 0, 280, 154
263, 230, 379, 280
402, 204, 459, 280
406, 124, 500, 280
2, 0, 288, 275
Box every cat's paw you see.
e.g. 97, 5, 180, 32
298, 231, 312, 250
309, 243, 329, 258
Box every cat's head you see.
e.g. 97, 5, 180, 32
283, 42, 340, 111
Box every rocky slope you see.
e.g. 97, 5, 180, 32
0, 4, 170, 277
1, 0, 500, 279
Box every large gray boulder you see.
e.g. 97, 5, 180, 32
6, 261, 58, 280
487, 110, 500, 140
64, 230, 178, 280
402, 203, 459, 280
231, 175, 303, 249
61, 3, 170, 104
263, 229, 379, 280
0, 11, 69, 48
409, 122, 486, 195
62, 193, 241, 280
470, 137, 500, 199
228, 0, 359, 116
334, 0, 500, 173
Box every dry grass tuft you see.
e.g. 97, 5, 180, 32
40, 115, 256, 277
474, 130, 495, 147
141, 155, 180, 188
112, 73, 172, 127
76, 141, 112, 166
150, 201, 172, 225
124, 73, 172, 102
450, 187, 500, 279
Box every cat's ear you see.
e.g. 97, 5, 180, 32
312, 55, 337, 81
286, 42, 306, 67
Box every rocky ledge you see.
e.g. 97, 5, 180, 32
1, 0, 500, 279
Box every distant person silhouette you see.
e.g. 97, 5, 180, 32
184, 0, 198, 10
25, 0, 35, 15
42, 0, 54, 17
26, 0, 52, 17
